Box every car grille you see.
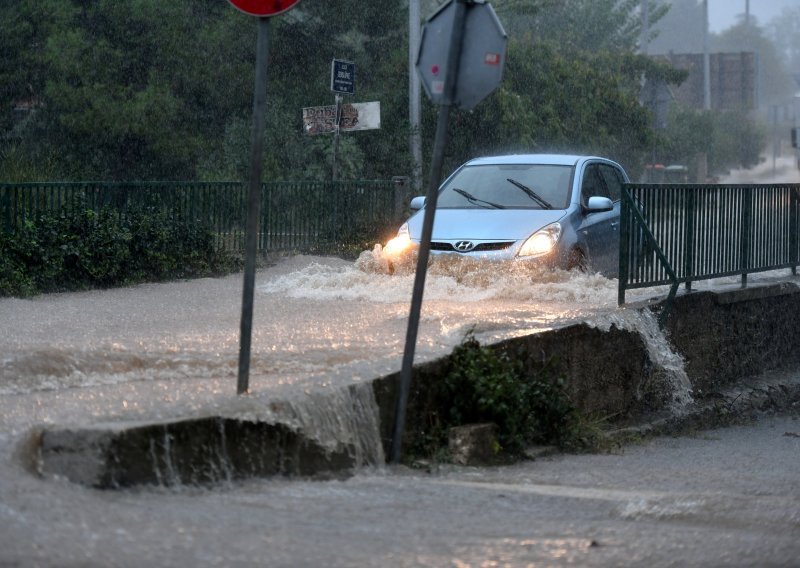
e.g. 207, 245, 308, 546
430, 241, 515, 253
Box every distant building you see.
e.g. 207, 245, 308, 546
652, 52, 758, 111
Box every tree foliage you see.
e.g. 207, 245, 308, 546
435, 43, 674, 176
767, 5, 800, 74
658, 105, 766, 176
501, 0, 669, 53
0, 0, 752, 184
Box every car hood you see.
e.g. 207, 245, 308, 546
407, 208, 567, 241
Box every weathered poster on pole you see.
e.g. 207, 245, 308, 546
302, 102, 381, 135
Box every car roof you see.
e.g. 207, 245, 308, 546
463, 154, 602, 167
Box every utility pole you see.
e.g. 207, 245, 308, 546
703, 0, 711, 111
641, 0, 649, 55
409, 0, 423, 194
699, 0, 711, 184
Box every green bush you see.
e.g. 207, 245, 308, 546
409, 333, 583, 459
0, 206, 239, 297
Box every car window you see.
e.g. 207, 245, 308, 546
580, 164, 610, 205
437, 164, 574, 209
598, 164, 623, 201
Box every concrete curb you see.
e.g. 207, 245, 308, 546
35, 416, 359, 489
37, 416, 357, 489
607, 371, 800, 443
28, 281, 800, 488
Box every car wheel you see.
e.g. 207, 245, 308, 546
567, 248, 588, 272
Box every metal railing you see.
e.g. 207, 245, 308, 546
619, 182, 800, 323
0, 179, 405, 253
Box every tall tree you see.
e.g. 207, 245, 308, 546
767, 5, 800, 76
0, 0, 698, 183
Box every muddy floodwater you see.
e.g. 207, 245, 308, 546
2, 248, 800, 565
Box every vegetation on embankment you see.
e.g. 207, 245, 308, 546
398, 333, 610, 463
0, 206, 240, 297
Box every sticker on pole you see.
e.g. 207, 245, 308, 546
227, 0, 300, 17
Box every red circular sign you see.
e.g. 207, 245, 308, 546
227, 0, 300, 17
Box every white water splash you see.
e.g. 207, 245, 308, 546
263, 249, 619, 308
1, 253, 692, 434
584, 308, 694, 414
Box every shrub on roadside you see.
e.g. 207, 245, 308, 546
0, 206, 239, 297
409, 333, 587, 460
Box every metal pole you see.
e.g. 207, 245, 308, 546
333, 94, 342, 181
771, 105, 778, 175
618, 188, 631, 306
741, 186, 752, 288
703, 0, 711, 111
390, 0, 468, 464
237, 17, 271, 395
409, 0, 423, 194
641, 0, 649, 55
745, 0, 750, 28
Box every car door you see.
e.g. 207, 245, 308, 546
576, 163, 621, 275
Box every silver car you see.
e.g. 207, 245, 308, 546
383, 154, 629, 276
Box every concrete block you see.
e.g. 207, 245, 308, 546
38, 416, 357, 489
448, 423, 499, 466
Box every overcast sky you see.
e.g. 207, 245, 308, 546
708, 0, 800, 31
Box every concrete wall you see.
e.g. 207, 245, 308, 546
372, 323, 667, 458
664, 282, 800, 393
34, 282, 800, 486
374, 282, 800, 458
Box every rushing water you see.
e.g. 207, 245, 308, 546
2, 251, 799, 566
3, 249, 795, 446
0, 253, 628, 398
3, 158, 798, 564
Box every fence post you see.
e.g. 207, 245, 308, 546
260, 182, 268, 252
618, 186, 631, 305
740, 186, 752, 288
683, 187, 695, 291
791, 187, 799, 276
392, 176, 410, 222
0, 186, 11, 234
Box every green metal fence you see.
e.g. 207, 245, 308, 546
0, 180, 405, 253
619, 182, 800, 321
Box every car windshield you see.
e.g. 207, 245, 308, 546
437, 164, 573, 209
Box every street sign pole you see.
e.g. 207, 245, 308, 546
329, 60, 354, 181
390, 0, 468, 464
237, 16, 271, 395
228, 0, 300, 395
332, 94, 342, 181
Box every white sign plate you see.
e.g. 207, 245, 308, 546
302, 102, 381, 135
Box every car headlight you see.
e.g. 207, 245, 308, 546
384, 223, 413, 256
518, 222, 562, 258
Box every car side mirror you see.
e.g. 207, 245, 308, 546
409, 196, 426, 212
585, 196, 613, 213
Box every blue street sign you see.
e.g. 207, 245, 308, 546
331, 59, 356, 95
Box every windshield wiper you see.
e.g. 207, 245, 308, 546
506, 178, 553, 209
452, 188, 505, 209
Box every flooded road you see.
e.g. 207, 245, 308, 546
1, 249, 799, 566
0, 254, 630, 422
2, 413, 798, 566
